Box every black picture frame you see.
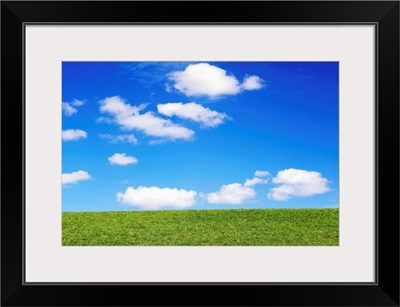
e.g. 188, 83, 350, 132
1, 1, 399, 306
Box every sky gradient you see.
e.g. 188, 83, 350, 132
62, 62, 339, 212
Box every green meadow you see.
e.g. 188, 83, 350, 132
62, 208, 338, 246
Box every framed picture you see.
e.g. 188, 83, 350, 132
2, 1, 399, 306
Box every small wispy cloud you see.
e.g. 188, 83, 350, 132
62, 170, 91, 185
254, 170, 271, 178
118, 112, 194, 140
148, 139, 168, 145
71, 99, 85, 107
96, 117, 114, 124
62, 129, 87, 141
165, 83, 173, 93
157, 102, 230, 128
241, 75, 264, 90
62, 102, 77, 116
123, 62, 191, 87
108, 153, 138, 166
243, 177, 269, 187
99, 134, 138, 144
62, 99, 85, 116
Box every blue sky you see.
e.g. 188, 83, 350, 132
62, 62, 338, 212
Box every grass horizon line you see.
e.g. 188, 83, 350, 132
62, 207, 339, 214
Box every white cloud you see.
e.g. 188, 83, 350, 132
108, 153, 138, 166
99, 134, 138, 144
167, 63, 264, 98
241, 75, 264, 90
207, 183, 256, 204
148, 139, 168, 145
62, 170, 91, 185
117, 186, 197, 210
71, 99, 85, 106
243, 177, 268, 187
267, 168, 330, 201
96, 117, 114, 124
165, 83, 172, 93
62, 102, 77, 116
157, 102, 230, 128
63, 99, 85, 116
99, 96, 145, 118
168, 63, 240, 98
118, 112, 194, 140
62, 129, 87, 141
207, 172, 269, 204
99, 96, 194, 140
254, 170, 271, 177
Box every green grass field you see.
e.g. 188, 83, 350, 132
62, 208, 338, 246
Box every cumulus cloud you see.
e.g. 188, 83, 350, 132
108, 153, 138, 166
167, 63, 264, 98
62, 102, 77, 116
267, 168, 330, 201
243, 177, 268, 187
254, 170, 271, 177
71, 99, 85, 106
118, 112, 194, 140
207, 172, 270, 204
157, 102, 230, 128
117, 186, 197, 210
62, 170, 91, 185
241, 75, 264, 90
207, 170, 272, 204
168, 63, 240, 98
99, 134, 138, 144
62, 129, 87, 141
99, 96, 145, 118
62, 99, 85, 116
99, 96, 194, 140
207, 183, 256, 204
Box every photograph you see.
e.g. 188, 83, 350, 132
62, 61, 339, 246
2, 0, 399, 305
